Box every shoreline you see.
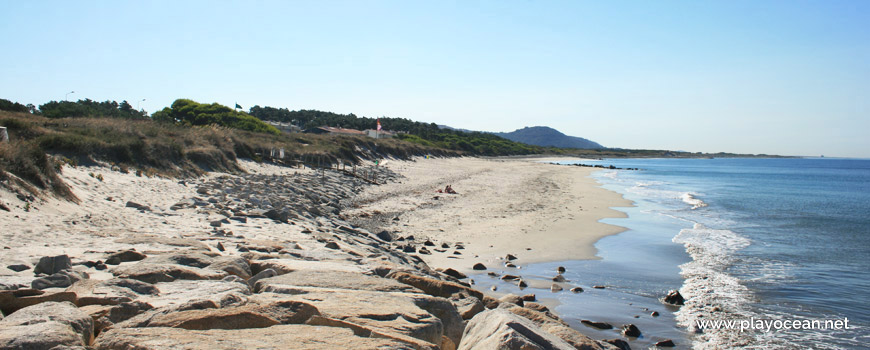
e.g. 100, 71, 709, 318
349, 156, 634, 272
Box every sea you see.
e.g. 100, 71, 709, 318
475, 158, 869, 349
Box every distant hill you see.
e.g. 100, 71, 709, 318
493, 126, 603, 149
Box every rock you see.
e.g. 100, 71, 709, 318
81, 301, 154, 334
229, 216, 247, 223
147, 280, 252, 309
136, 300, 320, 330
581, 320, 613, 329
375, 230, 394, 242
34, 254, 72, 275
441, 243, 450, 248
471, 263, 486, 270
451, 296, 484, 320
210, 220, 223, 227
557, 266, 566, 273
216, 242, 225, 251
418, 247, 432, 255
517, 279, 528, 288
500, 304, 613, 350
0, 290, 78, 315
324, 241, 340, 249
520, 294, 536, 302
441, 268, 466, 279
498, 294, 524, 306
111, 261, 227, 284
402, 245, 416, 253
551, 284, 563, 292
66, 278, 158, 306
552, 275, 566, 282
592, 285, 605, 289
501, 274, 520, 281
209, 255, 252, 279
651, 311, 660, 317
656, 339, 676, 347
125, 201, 149, 211
664, 290, 685, 306
423, 240, 435, 246
387, 272, 484, 300
105, 249, 147, 265
255, 289, 462, 347
505, 262, 516, 268
524, 302, 549, 313
247, 268, 278, 288
457, 309, 575, 350
604, 338, 631, 350
95, 324, 425, 349
256, 270, 421, 294
622, 324, 641, 337
32, 272, 75, 289
505, 254, 517, 261
570, 287, 584, 293
6, 264, 29, 272
0, 301, 94, 347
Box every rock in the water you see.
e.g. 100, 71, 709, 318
6, 264, 30, 272
570, 287, 584, 293
0, 301, 94, 348
552, 275, 566, 282
34, 254, 72, 275
651, 311, 660, 317
517, 279, 527, 288
592, 285, 605, 289
656, 339, 676, 347
520, 294, 536, 302
557, 266, 566, 274
664, 290, 685, 306
500, 274, 520, 281
457, 309, 575, 350
622, 323, 641, 337
105, 249, 147, 265
94, 324, 426, 349
551, 284, 563, 292
523, 302, 549, 313
580, 320, 613, 329
472, 263, 486, 270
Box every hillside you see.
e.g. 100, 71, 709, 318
494, 126, 603, 149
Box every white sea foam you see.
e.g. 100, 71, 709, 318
672, 223, 761, 349
681, 193, 708, 210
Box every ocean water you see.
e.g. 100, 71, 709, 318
571, 158, 870, 349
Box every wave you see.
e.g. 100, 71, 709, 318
672, 223, 758, 349
681, 193, 708, 210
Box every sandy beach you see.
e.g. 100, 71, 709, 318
0, 156, 637, 349
348, 157, 633, 272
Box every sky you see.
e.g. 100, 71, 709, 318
1, 1, 868, 157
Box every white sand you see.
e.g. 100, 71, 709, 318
348, 157, 633, 272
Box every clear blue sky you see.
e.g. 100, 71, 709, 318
2, 1, 868, 157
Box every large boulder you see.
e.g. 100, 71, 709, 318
0, 301, 94, 348
104, 249, 147, 265
457, 309, 575, 350
33, 255, 72, 275
129, 300, 320, 330
253, 289, 462, 346
503, 305, 617, 349
94, 325, 424, 349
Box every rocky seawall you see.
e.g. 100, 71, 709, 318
1, 161, 624, 349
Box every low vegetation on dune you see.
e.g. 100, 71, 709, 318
0, 104, 452, 200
